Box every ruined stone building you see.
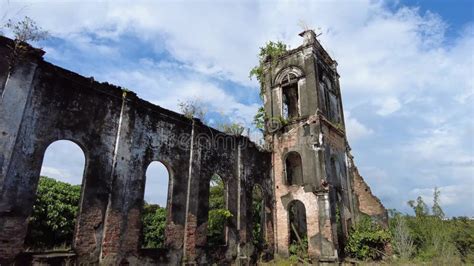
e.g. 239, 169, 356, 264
0, 30, 387, 264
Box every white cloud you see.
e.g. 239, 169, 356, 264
5, 0, 472, 215
409, 185, 474, 209
40, 140, 85, 185
101, 62, 259, 127
345, 112, 374, 141
374, 97, 401, 116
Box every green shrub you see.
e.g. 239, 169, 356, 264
141, 203, 167, 248
25, 176, 81, 250
207, 208, 232, 246
288, 236, 308, 261
345, 216, 390, 260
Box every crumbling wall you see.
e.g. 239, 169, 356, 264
348, 153, 388, 227
0, 36, 273, 265
262, 30, 386, 263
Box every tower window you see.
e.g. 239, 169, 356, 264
282, 82, 299, 119
285, 151, 303, 185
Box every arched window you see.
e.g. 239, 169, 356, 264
282, 74, 299, 120
26, 140, 85, 250
321, 75, 340, 123
141, 161, 170, 248
285, 152, 303, 185
318, 81, 327, 114
252, 185, 264, 251
288, 200, 308, 257
207, 174, 228, 246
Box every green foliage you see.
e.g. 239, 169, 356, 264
386, 188, 472, 264
209, 174, 225, 210
3, 16, 49, 72
141, 203, 167, 248
25, 176, 81, 250
218, 122, 245, 136
207, 174, 231, 246
178, 99, 207, 121
289, 236, 309, 262
253, 106, 267, 132
450, 217, 474, 263
250, 40, 288, 132
407, 196, 429, 218
252, 187, 264, 249
389, 214, 415, 260
207, 209, 232, 246
345, 215, 391, 260
249, 41, 287, 97
431, 187, 444, 219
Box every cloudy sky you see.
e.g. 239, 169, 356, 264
2, 0, 472, 216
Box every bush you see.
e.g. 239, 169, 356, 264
345, 215, 390, 260
207, 209, 232, 246
141, 203, 167, 248
288, 236, 308, 261
25, 176, 81, 250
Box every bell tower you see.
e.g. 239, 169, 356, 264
262, 30, 357, 261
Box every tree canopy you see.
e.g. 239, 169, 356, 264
25, 176, 81, 250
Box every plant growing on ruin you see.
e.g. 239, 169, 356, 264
5, 16, 49, 43
217, 122, 245, 136
3, 16, 49, 71
253, 107, 267, 132
178, 99, 207, 121
249, 41, 288, 93
288, 236, 309, 263
250, 41, 288, 133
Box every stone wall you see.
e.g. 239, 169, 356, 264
0, 36, 272, 265
348, 153, 388, 227
0, 31, 388, 264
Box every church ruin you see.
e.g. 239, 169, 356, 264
0, 30, 387, 264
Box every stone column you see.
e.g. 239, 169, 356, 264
0, 60, 39, 263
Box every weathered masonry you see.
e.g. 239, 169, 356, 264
0, 30, 387, 265
262, 30, 388, 261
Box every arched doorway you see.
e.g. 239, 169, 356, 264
252, 185, 265, 252
26, 140, 85, 250
288, 200, 308, 259
286, 152, 303, 185
207, 174, 229, 247
141, 161, 170, 248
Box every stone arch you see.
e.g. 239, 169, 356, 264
141, 160, 172, 248
284, 151, 303, 185
274, 66, 304, 85
40, 139, 88, 183
287, 200, 308, 256
143, 160, 173, 207
251, 184, 265, 252
25, 139, 87, 250
321, 75, 333, 92
207, 173, 228, 246
276, 67, 304, 120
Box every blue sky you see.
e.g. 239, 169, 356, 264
1, 0, 472, 216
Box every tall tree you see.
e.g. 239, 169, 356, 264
431, 187, 445, 219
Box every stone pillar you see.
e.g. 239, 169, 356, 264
222, 149, 239, 261
99, 93, 140, 264
182, 121, 205, 263
0, 60, 39, 263
317, 192, 337, 260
